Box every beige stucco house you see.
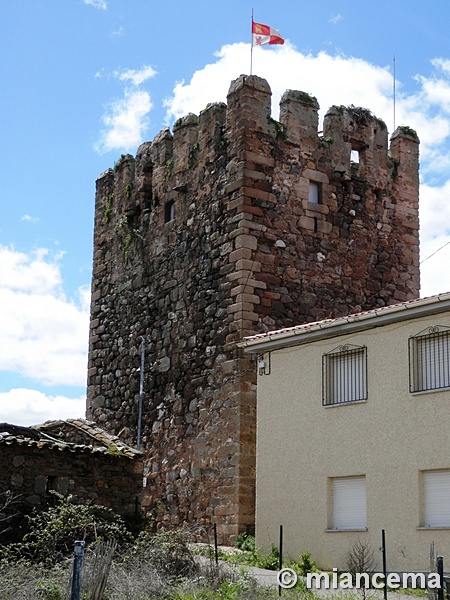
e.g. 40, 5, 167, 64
240, 293, 450, 573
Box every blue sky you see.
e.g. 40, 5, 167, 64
2, 0, 450, 425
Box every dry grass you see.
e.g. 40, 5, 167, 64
0, 552, 318, 599
0, 521, 316, 599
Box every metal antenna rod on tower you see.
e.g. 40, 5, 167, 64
393, 55, 396, 132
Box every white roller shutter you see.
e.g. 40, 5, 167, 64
423, 471, 450, 527
332, 476, 367, 530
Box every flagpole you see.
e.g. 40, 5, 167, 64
250, 9, 254, 75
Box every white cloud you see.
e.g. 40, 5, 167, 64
163, 43, 248, 123
21, 214, 39, 224
95, 66, 157, 154
419, 182, 450, 296
111, 26, 125, 37
0, 246, 61, 294
0, 246, 89, 386
95, 90, 152, 153
114, 65, 157, 86
0, 389, 86, 427
330, 14, 343, 25
83, 0, 107, 10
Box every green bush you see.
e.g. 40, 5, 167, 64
36, 578, 64, 600
124, 528, 197, 580
255, 545, 279, 570
0, 492, 132, 565
171, 578, 277, 599
292, 551, 317, 576
222, 539, 280, 571
235, 532, 255, 553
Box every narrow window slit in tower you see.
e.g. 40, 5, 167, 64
350, 149, 360, 164
308, 181, 322, 204
165, 200, 175, 223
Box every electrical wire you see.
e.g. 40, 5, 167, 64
420, 240, 450, 264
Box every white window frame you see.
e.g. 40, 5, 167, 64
422, 470, 450, 528
330, 475, 367, 530
323, 345, 367, 406
409, 326, 450, 393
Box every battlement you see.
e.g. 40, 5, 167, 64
88, 75, 420, 540
97, 76, 418, 235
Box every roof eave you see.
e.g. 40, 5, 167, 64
240, 294, 450, 353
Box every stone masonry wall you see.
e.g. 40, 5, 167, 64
87, 75, 420, 541
0, 440, 143, 518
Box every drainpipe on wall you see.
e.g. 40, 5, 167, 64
136, 337, 145, 451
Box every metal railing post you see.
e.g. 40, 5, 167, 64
278, 525, 283, 597
213, 522, 219, 566
381, 529, 387, 600
437, 556, 444, 600
70, 540, 85, 600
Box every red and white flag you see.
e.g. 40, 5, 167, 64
252, 21, 285, 47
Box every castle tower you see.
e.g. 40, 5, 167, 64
87, 75, 420, 540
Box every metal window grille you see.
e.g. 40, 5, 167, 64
409, 327, 450, 393
323, 346, 367, 406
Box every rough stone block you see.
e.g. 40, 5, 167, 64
229, 248, 252, 262
234, 234, 258, 250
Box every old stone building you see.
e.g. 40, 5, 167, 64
0, 420, 143, 535
87, 75, 420, 540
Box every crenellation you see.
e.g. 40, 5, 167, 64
172, 113, 199, 176
279, 89, 319, 149
389, 127, 420, 187
198, 102, 227, 163
87, 75, 420, 542
150, 127, 173, 167
226, 76, 272, 149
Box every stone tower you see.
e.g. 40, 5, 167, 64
87, 75, 420, 540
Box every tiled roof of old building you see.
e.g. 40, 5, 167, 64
0, 419, 140, 458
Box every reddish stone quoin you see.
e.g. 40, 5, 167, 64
87, 75, 420, 541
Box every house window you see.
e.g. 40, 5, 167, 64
422, 470, 450, 527
164, 200, 175, 223
308, 181, 322, 204
323, 345, 367, 406
330, 476, 367, 530
409, 327, 450, 393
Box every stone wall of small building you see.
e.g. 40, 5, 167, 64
0, 439, 143, 519
86, 75, 420, 540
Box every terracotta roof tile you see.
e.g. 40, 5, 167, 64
0, 419, 140, 458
